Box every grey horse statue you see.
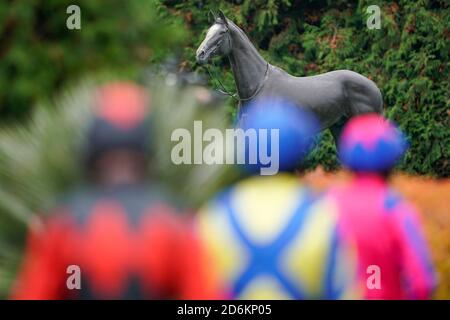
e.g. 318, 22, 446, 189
196, 11, 383, 143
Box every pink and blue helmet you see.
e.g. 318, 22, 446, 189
339, 114, 408, 173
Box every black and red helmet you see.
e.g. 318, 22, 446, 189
84, 82, 151, 167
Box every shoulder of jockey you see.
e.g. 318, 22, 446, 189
195, 173, 360, 299
383, 189, 437, 299
11, 200, 222, 299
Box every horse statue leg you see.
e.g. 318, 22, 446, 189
330, 116, 349, 145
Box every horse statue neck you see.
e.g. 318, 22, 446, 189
227, 21, 268, 100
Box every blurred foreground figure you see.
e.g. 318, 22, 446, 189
12, 82, 219, 299
195, 99, 359, 299
329, 114, 436, 299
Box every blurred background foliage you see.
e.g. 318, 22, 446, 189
0, 0, 448, 297
0, 0, 185, 120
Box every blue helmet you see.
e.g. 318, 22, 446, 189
237, 97, 319, 174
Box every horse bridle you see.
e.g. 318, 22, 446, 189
205, 29, 270, 102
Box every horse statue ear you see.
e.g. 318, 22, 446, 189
218, 10, 229, 27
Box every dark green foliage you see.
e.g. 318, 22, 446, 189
0, 0, 185, 121
160, 0, 449, 177
0, 0, 448, 177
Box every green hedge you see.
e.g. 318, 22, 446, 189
0, 0, 448, 176
161, 0, 449, 177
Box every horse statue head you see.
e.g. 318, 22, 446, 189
196, 10, 232, 65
